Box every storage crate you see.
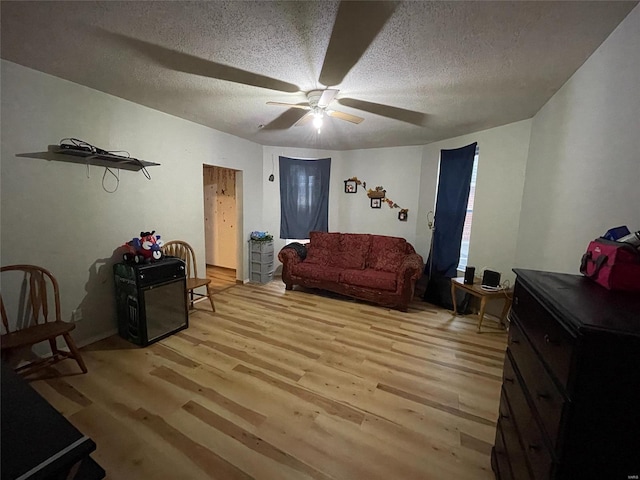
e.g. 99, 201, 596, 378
250, 240, 274, 252
251, 250, 274, 263
249, 239, 274, 284
251, 271, 274, 284
251, 260, 274, 274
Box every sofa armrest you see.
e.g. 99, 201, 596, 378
278, 244, 307, 289
397, 253, 425, 309
278, 245, 306, 266
399, 253, 425, 281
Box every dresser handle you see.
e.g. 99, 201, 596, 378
504, 377, 515, 384
528, 444, 541, 452
544, 334, 559, 345
511, 338, 520, 345
536, 392, 551, 400
499, 413, 510, 420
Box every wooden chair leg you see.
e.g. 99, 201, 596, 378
63, 333, 87, 374
207, 285, 216, 312
477, 297, 488, 333
49, 338, 59, 356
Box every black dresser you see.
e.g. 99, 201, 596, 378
492, 269, 640, 480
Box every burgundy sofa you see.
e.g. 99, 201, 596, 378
278, 231, 424, 311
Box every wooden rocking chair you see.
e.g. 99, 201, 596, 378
161, 241, 216, 312
1, 265, 87, 376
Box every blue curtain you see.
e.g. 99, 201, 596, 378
428, 142, 477, 278
279, 156, 331, 239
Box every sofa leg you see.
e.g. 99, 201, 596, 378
285, 284, 293, 291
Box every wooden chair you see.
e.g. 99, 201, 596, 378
161, 240, 216, 312
1, 265, 87, 376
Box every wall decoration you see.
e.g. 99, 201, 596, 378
346, 176, 366, 190
367, 186, 386, 199
346, 176, 409, 221
344, 179, 358, 193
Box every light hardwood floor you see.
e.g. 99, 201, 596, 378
206, 265, 238, 293
31, 275, 507, 480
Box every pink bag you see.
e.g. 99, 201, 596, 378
580, 238, 640, 291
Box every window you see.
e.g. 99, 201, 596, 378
457, 147, 479, 271
279, 156, 331, 239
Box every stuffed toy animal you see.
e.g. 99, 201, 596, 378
123, 230, 164, 264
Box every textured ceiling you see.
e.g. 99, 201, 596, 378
1, 1, 636, 150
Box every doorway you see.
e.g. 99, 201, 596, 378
203, 166, 239, 289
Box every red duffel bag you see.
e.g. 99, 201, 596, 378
580, 238, 640, 291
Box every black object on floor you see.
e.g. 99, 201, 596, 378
1, 361, 105, 479
113, 257, 188, 346
423, 273, 471, 313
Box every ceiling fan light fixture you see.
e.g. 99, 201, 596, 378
312, 111, 324, 129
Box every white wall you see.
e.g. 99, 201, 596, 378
262, 145, 423, 264
264, 129, 529, 284
415, 120, 532, 284
0, 60, 263, 346
336, 146, 423, 246
516, 5, 640, 274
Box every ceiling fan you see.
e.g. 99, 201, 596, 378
266, 89, 363, 131
101, 1, 428, 130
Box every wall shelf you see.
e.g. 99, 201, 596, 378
16, 145, 160, 172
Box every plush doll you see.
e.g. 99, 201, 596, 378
123, 230, 164, 264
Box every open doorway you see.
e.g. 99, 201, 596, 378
203, 165, 239, 291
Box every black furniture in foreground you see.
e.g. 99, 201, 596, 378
492, 269, 640, 480
1, 361, 105, 480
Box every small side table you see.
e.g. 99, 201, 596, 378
450, 277, 513, 332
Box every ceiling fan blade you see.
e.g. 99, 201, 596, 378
266, 102, 310, 110
100, 30, 300, 93
262, 109, 309, 130
337, 98, 428, 126
319, 1, 399, 87
327, 110, 364, 124
294, 113, 314, 127
318, 89, 339, 108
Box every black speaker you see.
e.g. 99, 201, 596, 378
113, 258, 188, 346
464, 266, 475, 284
482, 269, 501, 287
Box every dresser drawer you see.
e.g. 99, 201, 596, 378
497, 390, 532, 480
502, 351, 554, 480
512, 282, 575, 391
493, 423, 514, 480
519, 414, 554, 479
508, 320, 567, 450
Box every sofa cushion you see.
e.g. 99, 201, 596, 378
372, 252, 407, 273
292, 263, 342, 283
305, 232, 340, 265
305, 245, 328, 265
367, 235, 408, 271
328, 233, 371, 270
340, 268, 397, 292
